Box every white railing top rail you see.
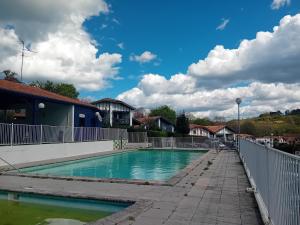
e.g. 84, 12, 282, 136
242, 138, 300, 160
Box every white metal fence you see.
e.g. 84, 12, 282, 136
148, 137, 212, 149
0, 123, 128, 146
240, 139, 300, 225
128, 132, 148, 143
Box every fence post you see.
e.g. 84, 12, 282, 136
40, 124, 43, 144
266, 146, 271, 222
81, 127, 83, 142
192, 136, 194, 148
10, 123, 14, 146
62, 126, 65, 143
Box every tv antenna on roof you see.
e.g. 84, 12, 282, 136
19, 39, 37, 81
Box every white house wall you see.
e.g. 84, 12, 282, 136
0, 141, 113, 167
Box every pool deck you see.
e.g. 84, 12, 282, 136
0, 150, 263, 225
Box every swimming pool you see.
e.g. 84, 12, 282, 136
0, 190, 131, 225
20, 149, 206, 181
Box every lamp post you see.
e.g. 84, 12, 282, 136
235, 98, 242, 152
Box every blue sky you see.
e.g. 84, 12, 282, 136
1, 0, 300, 118
81, 0, 300, 99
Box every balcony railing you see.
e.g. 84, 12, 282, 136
240, 139, 300, 225
0, 123, 128, 146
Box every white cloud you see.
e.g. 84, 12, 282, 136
118, 78, 300, 119
130, 51, 157, 63
117, 42, 124, 49
216, 18, 230, 31
271, 0, 291, 10
188, 14, 300, 88
118, 14, 300, 119
0, 0, 122, 91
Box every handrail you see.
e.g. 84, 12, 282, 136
0, 156, 21, 173
240, 139, 300, 225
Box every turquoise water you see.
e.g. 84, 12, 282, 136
20, 149, 206, 181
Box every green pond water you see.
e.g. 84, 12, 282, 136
0, 199, 110, 225
0, 192, 130, 225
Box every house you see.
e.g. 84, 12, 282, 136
256, 136, 274, 147
189, 124, 211, 137
189, 124, 236, 141
239, 133, 256, 141
0, 80, 101, 128
135, 116, 175, 133
92, 98, 135, 127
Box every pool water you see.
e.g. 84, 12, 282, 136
20, 149, 206, 181
0, 191, 130, 225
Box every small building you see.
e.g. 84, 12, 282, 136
205, 125, 236, 141
189, 124, 211, 137
135, 116, 175, 133
0, 80, 101, 127
189, 124, 236, 141
256, 136, 274, 147
239, 133, 256, 141
92, 98, 135, 127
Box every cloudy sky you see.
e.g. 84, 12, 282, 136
0, 0, 300, 119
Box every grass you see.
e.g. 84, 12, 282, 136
0, 199, 111, 225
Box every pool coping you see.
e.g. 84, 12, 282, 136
1, 148, 211, 187
0, 186, 152, 225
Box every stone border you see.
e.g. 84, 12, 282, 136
0, 186, 152, 225
1, 148, 212, 186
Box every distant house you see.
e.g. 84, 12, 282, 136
239, 133, 256, 141
189, 124, 236, 141
0, 80, 101, 127
189, 124, 211, 137
92, 98, 135, 127
135, 116, 175, 133
256, 136, 274, 147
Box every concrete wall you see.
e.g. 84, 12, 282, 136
0, 141, 113, 167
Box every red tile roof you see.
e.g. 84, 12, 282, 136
204, 125, 226, 133
0, 80, 97, 108
189, 124, 235, 134
189, 124, 207, 129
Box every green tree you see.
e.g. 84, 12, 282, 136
30, 80, 79, 99
240, 121, 256, 135
175, 113, 190, 135
2, 70, 20, 82
149, 105, 176, 124
191, 117, 214, 126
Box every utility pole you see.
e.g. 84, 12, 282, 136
20, 39, 25, 81
19, 39, 37, 82
235, 98, 242, 152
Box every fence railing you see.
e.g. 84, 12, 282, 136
0, 123, 128, 146
128, 132, 148, 143
240, 139, 300, 225
148, 137, 212, 149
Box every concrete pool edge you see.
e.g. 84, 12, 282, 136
0, 187, 153, 225
2, 148, 212, 186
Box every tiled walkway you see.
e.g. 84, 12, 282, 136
0, 150, 263, 225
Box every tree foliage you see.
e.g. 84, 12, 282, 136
149, 105, 176, 124
2, 70, 20, 82
30, 80, 79, 99
191, 117, 214, 126
240, 121, 257, 135
175, 113, 190, 135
